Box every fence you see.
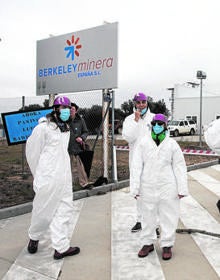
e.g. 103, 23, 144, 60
113, 144, 219, 181
0, 91, 127, 189
3, 93, 217, 188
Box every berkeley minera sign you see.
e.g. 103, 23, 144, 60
36, 22, 118, 95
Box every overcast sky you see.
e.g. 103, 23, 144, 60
1, 0, 220, 108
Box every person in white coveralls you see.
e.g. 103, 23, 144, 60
204, 118, 220, 212
130, 114, 188, 260
26, 96, 80, 260
122, 92, 155, 233
204, 118, 220, 155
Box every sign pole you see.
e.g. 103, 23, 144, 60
102, 89, 110, 179
49, 94, 55, 107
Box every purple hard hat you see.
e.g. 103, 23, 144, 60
152, 114, 168, 124
53, 96, 71, 107
133, 92, 148, 102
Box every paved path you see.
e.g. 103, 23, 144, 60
1, 165, 220, 279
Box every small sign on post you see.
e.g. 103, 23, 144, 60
1, 108, 52, 145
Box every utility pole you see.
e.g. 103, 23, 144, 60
167, 88, 174, 120
196, 70, 207, 147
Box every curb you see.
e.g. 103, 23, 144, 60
0, 202, 33, 220
187, 159, 220, 171
0, 159, 219, 220
0, 179, 129, 220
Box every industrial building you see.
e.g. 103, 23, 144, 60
170, 84, 220, 131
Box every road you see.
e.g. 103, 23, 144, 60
1, 164, 220, 279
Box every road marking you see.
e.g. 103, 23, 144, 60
111, 190, 165, 280
189, 168, 220, 196
180, 195, 220, 277
211, 165, 220, 172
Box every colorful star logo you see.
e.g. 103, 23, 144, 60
64, 35, 82, 61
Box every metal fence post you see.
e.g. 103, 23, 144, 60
110, 89, 117, 182
21, 96, 25, 175
113, 145, 118, 182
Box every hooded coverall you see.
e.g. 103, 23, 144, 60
26, 120, 73, 253
130, 134, 188, 247
204, 118, 220, 155
122, 109, 155, 222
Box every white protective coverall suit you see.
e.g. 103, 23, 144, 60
26, 120, 73, 253
130, 134, 188, 247
122, 109, 155, 222
204, 118, 220, 155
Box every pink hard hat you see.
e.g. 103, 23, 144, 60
53, 96, 71, 107
133, 92, 148, 102
152, 114, 168, 124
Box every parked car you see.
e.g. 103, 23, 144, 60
168, 120, 197, 137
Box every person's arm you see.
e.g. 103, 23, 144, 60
172, 142, 188, 198
75, 118, 89, 144
80, 118, 89, 141
25, 123, 46, 177
122, 114, 140, 144
129, 141, 144, 197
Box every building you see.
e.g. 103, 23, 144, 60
172, 84, 220, 131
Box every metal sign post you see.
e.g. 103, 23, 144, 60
49, 94, 55, 107
102, 89, 111, 179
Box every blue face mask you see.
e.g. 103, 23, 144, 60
153, 124, 164, 134
140, 107, 147, 115
60, 108, 70, 122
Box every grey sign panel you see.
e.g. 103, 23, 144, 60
36, 22, 118, 95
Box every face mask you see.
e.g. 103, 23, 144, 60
140, 107, 147, 115
60, 108, 70, 122
153, 124, 164, 134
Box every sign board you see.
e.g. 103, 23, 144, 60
1, 108, 52, 145
36, 22, 118, 95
